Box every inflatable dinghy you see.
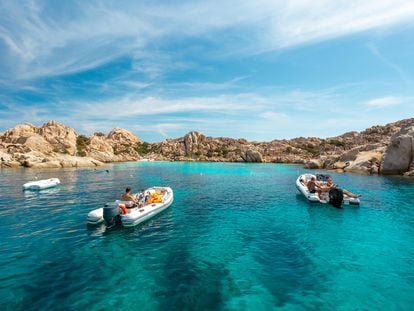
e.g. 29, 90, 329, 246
87, 187, 173, 228
296, 174, 360, 206
23, 178, 61, 191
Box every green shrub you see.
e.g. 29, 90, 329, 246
134, 142, 151, 155
329, 139, 345, 147
76, 135, 90, 157
301, 143, 320, 156
214, 146, 229, 156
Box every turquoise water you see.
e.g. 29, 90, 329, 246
1, 162, 414, 310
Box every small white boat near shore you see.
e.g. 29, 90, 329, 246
23, 178, 61, 191
87, 186, 173, 228
296, 173, 360, 206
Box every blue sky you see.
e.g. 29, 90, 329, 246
0, 0, 414, 142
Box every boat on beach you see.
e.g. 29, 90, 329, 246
296, 173, 360, 206
22, 178, 61, 191
87, 186, 173, 228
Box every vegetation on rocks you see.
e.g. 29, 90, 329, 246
134, 142, 151, 155
76, 135, 90, 157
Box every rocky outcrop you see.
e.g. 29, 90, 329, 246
1, 118, 414, 175
23, 135, 54, 154
343, 150, 383, 174
86, 135, 115, 162
184, 131, 206, 155
0, 121, 145, 168
1, 123, 37, 143
107, 128, 141, 144
381, 125, 414, 175
86, 128, 142, 162
304, 159, 322, 169
404, 170, 414, 177
0, 147, 102, 168
147, 118, 414, 175
38, 121, 77, 155
241, 148, 263, 162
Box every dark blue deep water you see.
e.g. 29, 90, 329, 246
1, 162, 414, 310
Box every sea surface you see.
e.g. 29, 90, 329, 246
0, 162, 414, 310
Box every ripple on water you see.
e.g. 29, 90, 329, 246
1, 163, 414, 310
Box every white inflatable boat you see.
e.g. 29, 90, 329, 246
296, 173, 360, 206
23, 178, 61, 191
87, 187, 173, 228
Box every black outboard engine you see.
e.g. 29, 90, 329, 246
103, 202, 121, 228
329, 188, 344, 208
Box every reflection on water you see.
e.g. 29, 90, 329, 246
23, 187, 61, 198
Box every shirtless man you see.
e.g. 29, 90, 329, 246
307, 177, 323, 199
120, 187, 137, 203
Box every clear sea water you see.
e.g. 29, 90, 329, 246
1, 162, 414, 310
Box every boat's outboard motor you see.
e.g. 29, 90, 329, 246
103, 202, 121, 228
329, 188, 344, 208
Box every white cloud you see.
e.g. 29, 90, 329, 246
259, 111, 289, 120
72, 93, 262, 119
1, 0, 414, 80
1, 86, 413, 141
261, 0, 414, 51
365, 96, 401, 107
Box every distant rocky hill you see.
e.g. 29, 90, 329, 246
1, 119, 413, 176
0, 121, 142, 168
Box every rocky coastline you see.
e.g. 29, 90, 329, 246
1, 119, 413, 176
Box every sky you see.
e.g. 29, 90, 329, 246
0, 0, 414, 142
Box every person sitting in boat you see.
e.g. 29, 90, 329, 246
320, 177, 361, 198
144, 191, 152, 205
307, 177, 322, 198
120, 187, 138, 204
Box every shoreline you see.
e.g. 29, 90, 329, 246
2, 159, 411, 178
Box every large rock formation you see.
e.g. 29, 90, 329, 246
1, 118, 414, 175
241, 148, 263, 163
86, 128, 142, 162
183, 131, 206, 155
86, 134, 115, 162
1, 123, 37, 143
107, 128, 141, 145
38, 121, 78, 155
146, 118, 414, 175
0, 121, 145, 168
381, 124, 414, 175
